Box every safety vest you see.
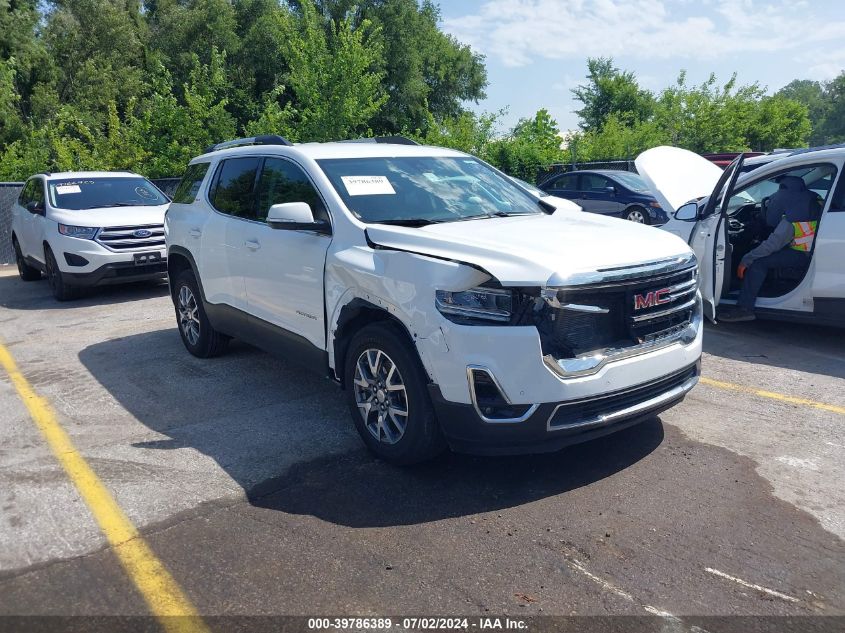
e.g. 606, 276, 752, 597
790, 221, 817, 252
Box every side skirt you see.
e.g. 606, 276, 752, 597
204, 302, 331, 377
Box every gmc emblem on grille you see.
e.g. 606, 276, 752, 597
633, 288, 672, 310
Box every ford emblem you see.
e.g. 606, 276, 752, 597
133, 229, 153, 238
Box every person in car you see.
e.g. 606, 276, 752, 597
720, 177, 822, 322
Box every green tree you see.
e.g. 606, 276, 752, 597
817, 73, 845, 144
247, 0, 386, 142
776, 79, 828, 145
306, 0, 487, 134
41, 0, 149, 121
412, 109, 500, 156
572, 57, 654, 131
0, 58, 25, 145
484, 109, 565, 181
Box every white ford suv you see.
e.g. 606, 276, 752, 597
11, 171, 170, 300
165, 136, 703, 463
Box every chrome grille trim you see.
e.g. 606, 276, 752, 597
543, 294, 702, 379
553, 253, 697, 289
631, 298, 697, 323
96, 224, 165, 252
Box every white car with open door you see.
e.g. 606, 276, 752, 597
637, 146, 845, 326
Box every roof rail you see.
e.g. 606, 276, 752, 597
337, 136, 420, 146
789, 142, 845, 156
205, 135, 294, 154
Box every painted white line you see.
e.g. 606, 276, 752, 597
566, 559, 635, 602
705, 567, 799, 603
565, 556, 712, 632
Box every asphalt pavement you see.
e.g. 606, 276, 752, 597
0, 267, 843, 632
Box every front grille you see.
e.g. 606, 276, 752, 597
96, 224, 165, 251
548, 364, 698, 431
538, 263, 698, 359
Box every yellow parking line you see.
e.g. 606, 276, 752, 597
700, 376, 845, 417
0, 342, 210, 633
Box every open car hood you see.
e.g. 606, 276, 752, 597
635, 146, 723, 213
366, 212, 692, 287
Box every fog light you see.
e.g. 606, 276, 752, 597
63, 252, 89, 267
469, 368, 533, 421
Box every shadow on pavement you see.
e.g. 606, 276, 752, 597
703, 320, 845, 380
0, 269, 169, 311
246, 420, 664, 527
79, 328, 664, 528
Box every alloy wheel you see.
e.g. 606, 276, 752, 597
178, 285, 201, 346
352, 348, 409, 445
627, 209, 646, 223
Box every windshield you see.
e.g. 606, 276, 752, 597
511, 176, 547, 197
316, 156, 544, 224
611, 172, 649, 192
48, 177, 168, 210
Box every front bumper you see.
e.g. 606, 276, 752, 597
432, 361, 699, 455
63, 260, 168, 286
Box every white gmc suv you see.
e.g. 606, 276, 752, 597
165, 136, 703, 464
11, 171, 170, 300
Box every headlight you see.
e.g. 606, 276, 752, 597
435, 286, 513, 323
58, 224, 98, 240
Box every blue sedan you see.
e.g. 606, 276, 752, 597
538, 169, 669, 225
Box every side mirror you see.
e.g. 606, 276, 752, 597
604, 186, 616, 195
674, 202, 698, 222
26, 201, 45, 215
267, 202, 329, 233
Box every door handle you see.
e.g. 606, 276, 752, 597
244, 239, 261, 251
189, 228, 202, 238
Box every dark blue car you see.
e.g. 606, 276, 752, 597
538, 169, 668, 225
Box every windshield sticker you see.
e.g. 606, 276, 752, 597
56, 185, 82, 195
341, 175, 396, 196
135, 186, 156, 199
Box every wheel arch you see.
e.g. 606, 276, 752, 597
167, 246, 206, 304
332, 299, 422, 388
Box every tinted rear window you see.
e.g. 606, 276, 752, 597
172, 163, 210, 204
210, 158, 262, 219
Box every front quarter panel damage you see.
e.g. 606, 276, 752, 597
325, 245, 490, 378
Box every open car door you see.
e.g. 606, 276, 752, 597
689, 154, 745, 322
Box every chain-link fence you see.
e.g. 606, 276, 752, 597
0, 178, 181, 266
0, 183, 24, 265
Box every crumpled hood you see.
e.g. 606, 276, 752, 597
366, 212, 693, 286
635, 146, 723, 213
50, 204, 168, 228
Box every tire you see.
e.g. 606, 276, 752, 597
44, 246, 80, 301
13, 238, 41, 281
625, 206, 650, 224
344, 323, 446, 465
173, 269, 229, 358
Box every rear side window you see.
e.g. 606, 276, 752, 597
18, 180, 34, 205
581, 173, 609, 191
31, 180, 44, 205
172, 163, 210, 204
548, 174, 577, 191
210, 158, 262, 219
255, 158, 329, 223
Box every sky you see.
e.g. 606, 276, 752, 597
438, 0, 845, 134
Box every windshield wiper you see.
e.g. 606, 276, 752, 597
371, 218, 448, 227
